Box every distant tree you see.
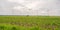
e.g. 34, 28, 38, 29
26, 15, 29, 17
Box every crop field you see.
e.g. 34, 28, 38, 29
0, 16, 60, 30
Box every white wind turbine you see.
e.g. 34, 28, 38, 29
12, 4, 32, 15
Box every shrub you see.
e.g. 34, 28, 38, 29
11, 27, 17, 30
0, 26, 5, 30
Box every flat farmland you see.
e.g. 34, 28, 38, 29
0, 16, 60, 30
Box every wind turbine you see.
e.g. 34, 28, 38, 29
12, 4, 32, 15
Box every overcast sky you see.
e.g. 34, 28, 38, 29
0, 0, 60, 16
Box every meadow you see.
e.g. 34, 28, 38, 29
0, 15, 60, 30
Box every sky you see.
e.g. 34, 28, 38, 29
0, 0, 60, 16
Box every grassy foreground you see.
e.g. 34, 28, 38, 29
0, 16, 60, 30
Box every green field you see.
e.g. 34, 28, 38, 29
0, 16, 60, 30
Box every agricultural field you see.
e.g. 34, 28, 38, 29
0, 16, 60, 30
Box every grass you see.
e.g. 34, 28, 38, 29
0, 15, 60, 30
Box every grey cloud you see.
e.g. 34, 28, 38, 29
0, 0, 60, 16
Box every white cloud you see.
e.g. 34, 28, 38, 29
13, 6, 23, 10
7, 0, 25, 3
0, 0, 60, 15
7, 0, 48, 9
25, 1, 40, 9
